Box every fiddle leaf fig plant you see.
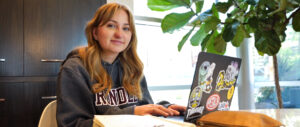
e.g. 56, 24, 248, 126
147, 0, 300, 54
148, 0, 300, 108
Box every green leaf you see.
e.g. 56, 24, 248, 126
147, 0, 181, 11
245, 0, 257, 5
240, 2, 249, 8
198, 9, 213, 22
190, 23, 207, 46
167, 0, 191, 6
254, 30, 282, 55
268, 0, 287, 16
207, 31, 225, 55
195, 0, 204, 13
257, 0, 277, 11
232, 25, 248, 47
248, 17, 259, 30
178, 26, 196, 51
228, 8, 239, 17
211, 4, 219, 18
257, 50, 265, 56
214, 34, 227, 53
215, 1, 233, 13
292, 10, 300, 31
161, 11, 194, 33
201, 33, 212, 51
222, 20, 240, 42
204, 16, 221, 33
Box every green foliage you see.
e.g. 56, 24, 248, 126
254, 29, 282, 55
178, 26, 196, 51
292, 10, 300, 31
147, 0, 187, 11
256, 86, 299, 107
277, 47, 300, 80
190, 24, 207, 46
161, 11, 194, 33
256, 87, 277, 103
195, 0, 204, 13
147, 0, 300, 55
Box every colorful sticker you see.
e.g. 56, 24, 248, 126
227, 85, 235, 100
215, 61, 239, 92
206, 94, 220, 111
218, 101, 230, 111
216, 70, 225, 92
198, 61, 216, 93
186, 106, 204, 119
189, 86, 202, 108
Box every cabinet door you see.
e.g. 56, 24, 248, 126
0, 83, 25, 127
24, 0, 106, 76
0, 0, 23, 76
23, 81, 56, 127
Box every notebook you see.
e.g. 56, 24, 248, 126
167, 52, 242, 124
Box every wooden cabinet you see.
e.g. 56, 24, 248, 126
24, 0, 104, 76
0, 0, 23, 76
0, 83, 25, 127
0, 0, 106, 126
0, 82, 56, 127
1, 0, 106, 76
23, 82, 57, 126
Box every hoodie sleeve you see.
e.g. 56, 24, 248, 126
56, 58, 95, 127
138, 77, 154, 105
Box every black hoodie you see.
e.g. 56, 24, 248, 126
56, 49, 171, 127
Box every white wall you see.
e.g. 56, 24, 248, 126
107, 0, 133, 11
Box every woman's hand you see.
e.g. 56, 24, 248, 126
167, 104, 186, 116
134, 104, 186, 117
134, 104, 174, 117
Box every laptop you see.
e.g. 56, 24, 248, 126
167, 52, 242, 124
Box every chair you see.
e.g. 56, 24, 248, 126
38, 100, 58, 127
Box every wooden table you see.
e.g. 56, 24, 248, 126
242, 108, 300, 127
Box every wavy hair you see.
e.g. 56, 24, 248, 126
79, 3, 143, 99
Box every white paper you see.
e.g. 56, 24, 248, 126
94, 115, 195, 127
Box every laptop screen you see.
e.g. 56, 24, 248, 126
184, 52, 242, 123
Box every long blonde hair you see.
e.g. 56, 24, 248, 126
79, 3, 143, 99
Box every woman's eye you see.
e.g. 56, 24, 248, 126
107, 24, 116, 28
123, 27, 130, 31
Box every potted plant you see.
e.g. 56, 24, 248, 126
147, 0, 300, 108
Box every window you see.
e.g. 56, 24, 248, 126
134, 4, 200, 105
133, 0, 239, 109
253, 25, 300, 109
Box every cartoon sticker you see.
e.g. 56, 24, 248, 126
215, 61, 239, 93
206, 94, 220, 111
186, 86, 204, 119
198, 61, 216, 93
216, 70, 225, 91
189, 86, 202, 108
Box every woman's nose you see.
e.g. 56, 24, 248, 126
114, 28, 122, 38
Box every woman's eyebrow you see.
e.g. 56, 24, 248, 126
109, 20, 129, 26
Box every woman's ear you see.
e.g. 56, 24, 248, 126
92, 27, 98, 40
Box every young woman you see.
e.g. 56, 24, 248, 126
56, 3, 186, 127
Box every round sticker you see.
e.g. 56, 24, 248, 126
206, 94, 220, 111
227, 85, 235, 100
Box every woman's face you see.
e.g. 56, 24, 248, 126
93, 9, 132, 61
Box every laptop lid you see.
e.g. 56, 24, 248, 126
184, 52, 242, 123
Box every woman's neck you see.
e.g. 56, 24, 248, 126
101, 53, 119, 64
